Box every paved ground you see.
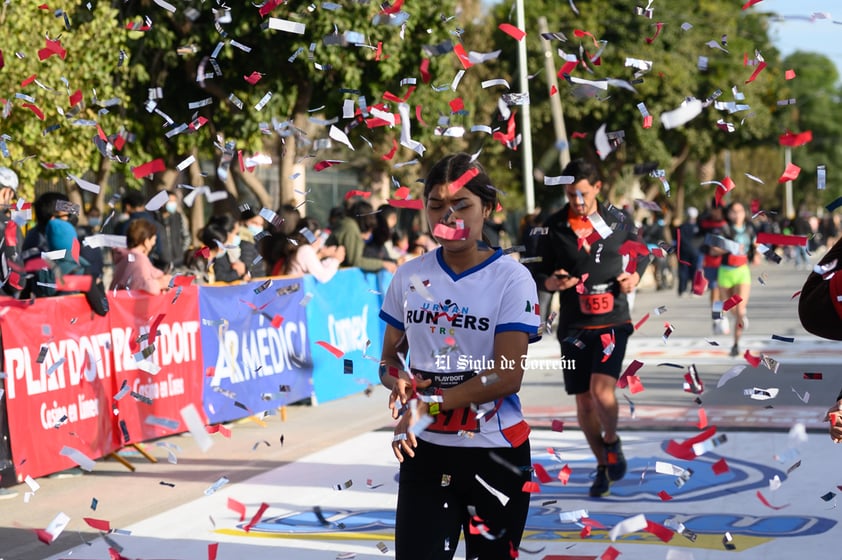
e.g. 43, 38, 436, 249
2, 257, 841, 560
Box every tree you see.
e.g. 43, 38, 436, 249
490, 0, 785, 216
0, 3, 131, 203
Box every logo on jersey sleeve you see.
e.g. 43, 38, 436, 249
525, 300, 540, 315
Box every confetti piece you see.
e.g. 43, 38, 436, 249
243, 502, 270, 532
316, 341, 344, 358
37, 512, 71, 544
204, 476, 230, 496
180, 404, 213, 452
475, 474, 509, 506
533, 463, 552, 483
83, 517, 111, 532
744, 350, 762, 368
557, 464, 571, 485
803, 372, 823, 380
551, 419, 564, 432
658, 490, 673, 501
777, 163, 801, 184
498, 23, 526, 41
757, 490, 789, 510
132, 159, 166, 180
710, 458, 730, 475
227, 498, 247, 521
59, 446, 96, 471
600, 545, 621, 560
609, 513, 647, 542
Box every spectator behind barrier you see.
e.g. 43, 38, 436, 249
237, 204, 267, 278
110, 218, 171, 295
199, 214, 247, 283
115, 189, 166, 269
158, 191, 191, 269
281, 217, 345, 283
326, 199, 397, 273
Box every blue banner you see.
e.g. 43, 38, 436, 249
304, 269, 391, 404
199, 277, 313, 424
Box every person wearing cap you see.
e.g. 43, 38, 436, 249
676, 206, 701, 297
0, 167, 24, 296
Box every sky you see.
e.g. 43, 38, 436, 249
753, 0, 842, 75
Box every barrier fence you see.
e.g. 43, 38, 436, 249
0, 269, 389, 483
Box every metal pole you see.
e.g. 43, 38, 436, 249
785, 146, 794, 219
538, 17, 570, 170
516, 0, 535, 214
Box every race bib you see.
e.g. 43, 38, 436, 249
578, 292, 615, 315
427, 406, 480, 434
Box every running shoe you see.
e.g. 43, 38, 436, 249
589, 466, 611, 497
604, 437, 627, 482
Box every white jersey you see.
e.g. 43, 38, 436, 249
380, 247, 541, 448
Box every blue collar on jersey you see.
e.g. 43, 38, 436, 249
435, 246, 504, 282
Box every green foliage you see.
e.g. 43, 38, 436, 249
491, 0, 787, 209
0, 3, 131, 199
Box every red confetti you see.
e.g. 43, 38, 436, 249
257, 0, 283, 17
557, 464, 571, 485
419, 58, 431, 84
697, 407, 709, 429
208, 543, 219, 560
571, 131, 588, 139
642, 114, 653, 128
580, 525, 592, 538
498, 23, 526, 41
415, 104, 427, 126
777, 162, 802, 183
558, 59, 578, 76
785, 69, 796, 80
573, 29, 600, 48
228, 497, 247, 521
344, 189, 371, 200
271, 315, 284, 329
453, 43, 473, 69
69, 89, 83, 106
56, 275, 93, 292
244, 71, 263, 85
83, 517, 111, 532
194, 246, 211, 259
521, 480, 541, 493
393, 186, 410, 200
314, 160, 344, 172
21, 74, 38, 87
243, 502, 269, 532
382, 139, 398, 160
551, 419, 564, 432
722, 295, 743, 312
645, 520, 674, 543
756, 232, 808, 246
22, 102, 45, 120
600, 545, 621, 560
37, 38, 66, 61
712, 458, 729, 474
664, 426, 718, 460
205, 367, 215, 377
380, 0, 404, 15
147, 313, 166, 346
388, 198, 424, 210
316, 340, 345, 358
533, 463, 552, 483
744, 350, 761, 368
627, 375, 645, 394
207, 424, 232, 438
132, 158, 166, 179
433, 223, 470, 240
617, 359, 644, 388
172, 275, 195, 287
550, 84, 558, 96
645, 22, 664, 44
374, 41, 383, 61
756, 490, 789, 510
634, 313, 650, 330
745, 61, 767, 83
778, 130, 813, 148
449, 97, 464, 113
658, 490, 673, 501
492, 112, 517, 148
714, 176, 735, 207
447, 167, 479, 195
742, 0, 764, 9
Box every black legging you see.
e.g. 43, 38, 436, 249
395, 438, 531, 559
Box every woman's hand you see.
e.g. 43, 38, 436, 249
391, 398, 428, 462
388, 373, 431, 419
544, 269, 578, 291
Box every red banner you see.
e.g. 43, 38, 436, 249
2, 295, 118, 480
0, 286, 204, 480
107, 287, 205, 446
